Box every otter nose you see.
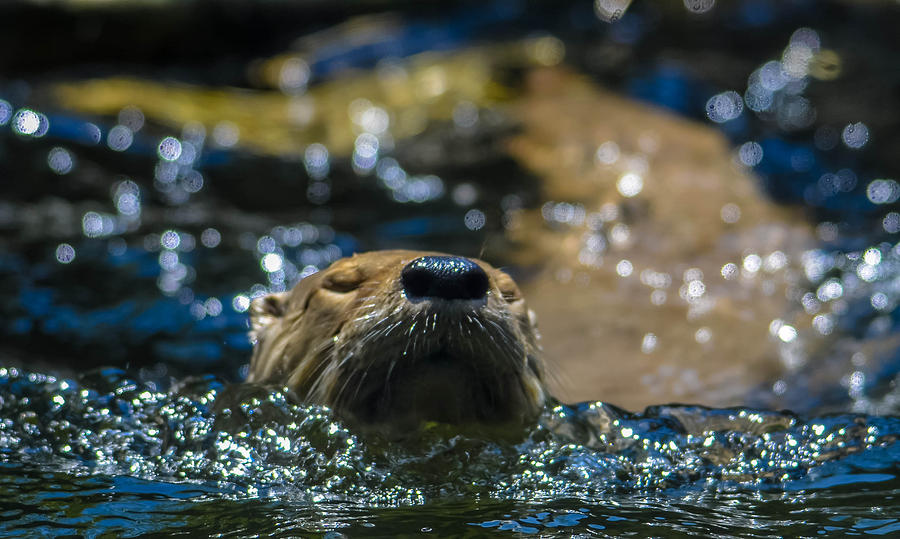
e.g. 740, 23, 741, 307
401, 256, 490, 301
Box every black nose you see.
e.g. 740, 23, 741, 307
401, 256, 490, 301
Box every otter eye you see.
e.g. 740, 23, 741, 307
494, 273, 523, 302
500, 288, 522, 302
321, 268, 364, 293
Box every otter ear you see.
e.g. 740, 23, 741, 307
249, 292, 288, 342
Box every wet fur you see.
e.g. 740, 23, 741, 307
247, 250, 546, 426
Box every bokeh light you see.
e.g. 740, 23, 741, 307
47, 147, 75, 175
55, 243, 75, 264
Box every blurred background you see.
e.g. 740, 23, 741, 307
1, 0, 898, 414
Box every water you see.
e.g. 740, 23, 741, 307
1, 0, 899, 535
2, 366, 900, 536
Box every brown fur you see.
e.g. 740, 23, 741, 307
247, 250, 547, 426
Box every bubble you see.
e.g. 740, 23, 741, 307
790, 27, 821, 50
842, 122, 869, 149
0, 100, 11, 125
107, 125, 133, 152
721, 262, 738, 280
12, 109, 40, 135
812, 314, 834, 335
464, 209, 486, 231
738, 142, 763, 166
776, 96, 816, 131
232, 294, 250, 313
694, 327, 712, 344
55, 243, 75, 264
584, 233, 607, 254
782, 42, 815, 79
594, 0, 633, 22
617, 172, 643, 197
846, 371, 866, 397
856, 263, 877, 282
99, 239, 125, 261
82, 212, 104, 238
353, 134, 379, 173
178, 233, 196, 252
47, 147, 75, 175
257, 236, 277, 254
158, 137, 183, 161
863, 248, 882, 266
595, 141, 620, 165
871, 293, 889, 311
181, 170, 204, 194
773, 380, 788, 395
359, 106, 390, 135
706, 90, 743, 123
641, 333, 657, 354
154, 161, 178, 185
161, 230, 181, 250
376, 157, 406, 189
262, 253, 284, 273
158, 250, 179, 271
816, 279, 843, 302
307, 181, 331, 204
883, 212, 900, 234
757, 61, 789, 91
866, 179, 899, 204
835, 169, 857, 192
742, 253, 762, 273
118, 106, 145, 131
683, 268, 704, 282
278, 57, 310, 93
720, 203, 741, 224
777, 325, 798, 343
114, 180, 141, 216
205, 297, 223, 317
683, 0, 715, 14
609, 223, 631, 248
212, 122, 239, 148
616, 259, 633, 277
304, 143, 330, 180
686, 280, 706, 299
640, 269, 671, 288
403, 175, 443, 203
764, 251, 788, 272
201, 228, 221, 248
598, 203, 619, 222
744, 84, 774, 113
452, 183, 478, 206
354, 133, 379, 159
816, 222, 839, 242
530, 35, 565, 66
814, 126, 839, 151
177, 142, 197, 166
452, 101, 479, 129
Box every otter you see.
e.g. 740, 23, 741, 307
247, 250, 547, 426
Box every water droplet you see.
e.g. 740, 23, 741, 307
47, 147, 74, 175
706, 90, 743, 123
107, 125, 133, 151
842, 122, 869, 149
55, 243, 75, 264
464, 209, 486, 231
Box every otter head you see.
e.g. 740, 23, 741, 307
246, 250, 546, 427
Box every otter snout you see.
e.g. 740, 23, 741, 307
400, 256, 490, 301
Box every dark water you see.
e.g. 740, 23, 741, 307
1, 0, 899, 535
